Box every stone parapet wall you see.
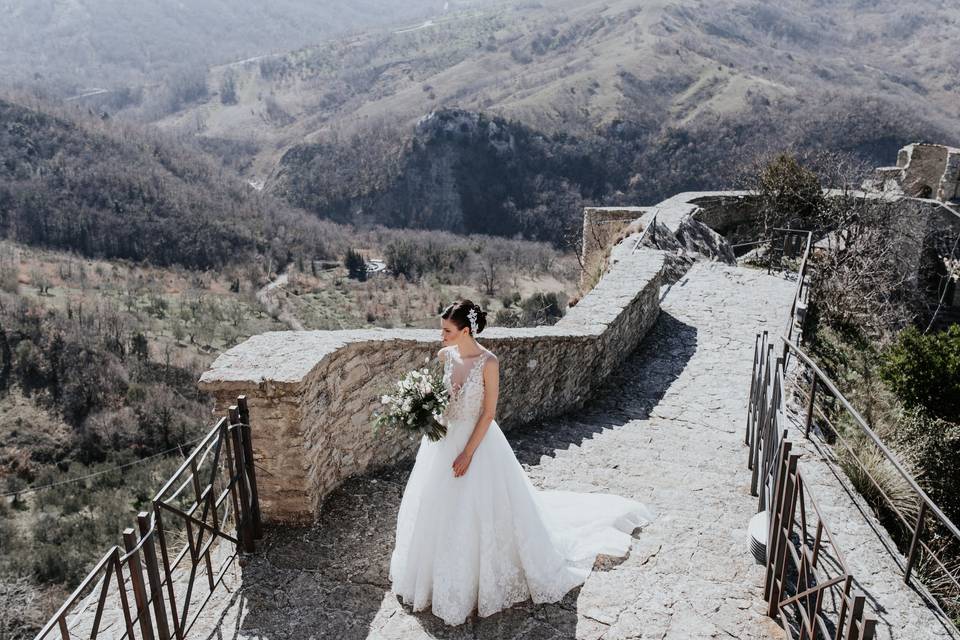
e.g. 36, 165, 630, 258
580, 206, 648, 288
199, 234, 666, 524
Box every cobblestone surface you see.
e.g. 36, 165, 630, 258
193, 261, 803, 640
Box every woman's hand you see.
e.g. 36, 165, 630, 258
452, 450, 473, 477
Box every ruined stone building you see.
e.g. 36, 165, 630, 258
866, 142, 960, 202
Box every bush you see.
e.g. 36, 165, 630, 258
881, 325, 960, 420
494, 308, 521, 327
834, 424, 920, 530
520, 292, 566, 326
891, 405, 960, 524
385, 241, 422, 281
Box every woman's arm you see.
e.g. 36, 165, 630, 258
452, 355, 499, 477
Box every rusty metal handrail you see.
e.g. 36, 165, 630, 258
769, 221, 960, 600
33, 396, 262, 640
783, 338, 960, 588
747, 337, 877, 639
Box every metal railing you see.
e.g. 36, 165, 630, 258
766, 436, 876, 640
33, 396, 262, 640
744, 227, 880, 638
777, 228, 813, 357
746, 226, 813, 510
751, 220, 960, 627
747, 335, 877, 640
784, 339, 960, 596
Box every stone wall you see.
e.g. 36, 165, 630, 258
199, 233, 666, 524
871, 143, 960, 202
579, 206, 648, 289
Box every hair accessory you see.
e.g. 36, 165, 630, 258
467, 307, 479, 335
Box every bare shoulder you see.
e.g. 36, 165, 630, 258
481, 348, 499, 366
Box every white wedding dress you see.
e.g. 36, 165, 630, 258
389, 344, 656, 625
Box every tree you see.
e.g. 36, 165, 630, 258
131, 331, 149, 360
808, 198, 918, 337
385, 241, 421, 280
750, 153, 826, 235
171, 318, 186, 344
29, 269, 51, 295
344, 248, 367, 281
479, 258, 499, 296
219, 71, 238, 105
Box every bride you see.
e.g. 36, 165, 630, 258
389, 299, 656, 625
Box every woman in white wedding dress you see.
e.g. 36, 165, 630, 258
389, 299, 656, 625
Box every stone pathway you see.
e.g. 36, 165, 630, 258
195, 261, 799, 640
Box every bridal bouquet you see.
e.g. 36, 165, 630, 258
374, 358, 450, 441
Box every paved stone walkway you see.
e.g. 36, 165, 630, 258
196, 261, 798, 639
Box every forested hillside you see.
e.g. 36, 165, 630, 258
271, 97, 945, 245
0, 98, 353, 270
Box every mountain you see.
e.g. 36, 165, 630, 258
269, 98, 942, 246
0, 0, 468, 90
6, 0, 959, 244
131, 0, 959, 242
152, 0, 959, 165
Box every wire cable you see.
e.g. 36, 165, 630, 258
1, 436, 205, 498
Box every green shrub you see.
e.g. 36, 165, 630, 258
891, 406, 960, 524
494, 309, 521, 327
881, 325, 960, 420
385, 241, 422, 281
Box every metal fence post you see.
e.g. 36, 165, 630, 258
237, 395, 263, 539
123, 527, 156, 640
138, 512, 171, 640
229, 405, 256, 553
804, 377, 818, 438
904, 501, 928, 584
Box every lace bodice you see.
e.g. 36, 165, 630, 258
441, 346, 489, 426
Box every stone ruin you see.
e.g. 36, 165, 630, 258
865, 142, 960, 202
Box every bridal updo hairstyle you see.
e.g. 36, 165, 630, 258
440, 300, 487, 335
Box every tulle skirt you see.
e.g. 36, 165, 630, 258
389, 416, 656, 625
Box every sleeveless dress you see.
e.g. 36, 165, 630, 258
388, 344, 656, 625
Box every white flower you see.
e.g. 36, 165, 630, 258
380, 394, 392, 405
